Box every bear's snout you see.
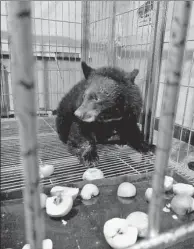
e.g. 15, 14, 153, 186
74, 109, 83, 119
74, 109, 98, 123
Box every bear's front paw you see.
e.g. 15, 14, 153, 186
80, 146, 99, 168
140, 142, 156, 155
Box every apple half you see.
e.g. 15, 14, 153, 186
117, 182, 136, 198
172, 183, 194, 196
39, 164, 54, 178
80, 184, 99, 200
103, 218, 138, 249
171, 194, 194, 216
22, 239, 53, 249
50, 186, 79, 200
126, 211, 148, 237
46, 194, 73, 218
82, 168, 104, 181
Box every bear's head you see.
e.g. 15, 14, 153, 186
74, 61, 139, 123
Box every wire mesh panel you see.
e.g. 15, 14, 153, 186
88, 1, 154, 95
87, 1, 194, 178
1, 1, 82, 116
153, 2, 194, 170
1, 1, 194, 195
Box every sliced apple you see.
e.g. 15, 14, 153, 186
40, 193, 48, 209
164, 176, 174, 192
82, 167, 104, 181
145, 188, 153, 202
80, 184, 99, 200
172, 183, 194, 196
117, 182, 136, 198
39, 164, 54, 178
22, 239, 53, 249
46, 194, 73, 218
171, 194, 194, 216
126, 211, 148, 237
103, 218, 138, 249
50, 186, 79, 200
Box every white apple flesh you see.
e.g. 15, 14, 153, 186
171, 194, 194, 216
46, 195, 73, 218
103, 218, 138, 249
50, 186, 79, 200
164, 176, 174, 192
39, 164, 54, 178
172, 183, 194, 196
145, 188, 153, 202
117, 182, 136, 198
80, 184, 99, 200
40, 193, 48, 209
22, 239, 53, 249
82, 168, 104, 181
126, 211, 148, 237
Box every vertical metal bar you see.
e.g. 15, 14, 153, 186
108, 0, 116, 67
43, 59, 50, 111
97, 2, 100, 65
187, 109, 194, 156
5, 1, 13, 118
1, 62, 10, 117
94, 2, 98, 66
32, 2, 40, 117
141, 1, 152, 102
134, 1, 140, 69
68, 2, 71, 91
176, 55, 194, 163
81, 1, 90, 63
48, 2, 52, 111
55, 1, 59, 107
8, 2, 45, 249
142, 1, 160, 142
74, 1, 77, 83
148, 2, 168, 144
62, 1, 65, 94
148, 1, 192, 238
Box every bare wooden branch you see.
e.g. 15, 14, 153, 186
8, 1, 45, 249
148, 1, 192, 238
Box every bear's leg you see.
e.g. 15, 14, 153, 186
67, 121, 99, 167
119, 118, 155, 153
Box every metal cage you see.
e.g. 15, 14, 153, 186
1, 1, 193, 190
1, 1, 194, 248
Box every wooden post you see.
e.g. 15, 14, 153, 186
148, 1, 192, 238
8, 2, 45, 249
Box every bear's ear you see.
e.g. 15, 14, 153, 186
81, 61, 94, 79
129, 69, 139, 83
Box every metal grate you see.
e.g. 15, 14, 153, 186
1, 116, 156, 192
1, 116, 194, 193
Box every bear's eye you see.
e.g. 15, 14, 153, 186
89, 93, 99, 101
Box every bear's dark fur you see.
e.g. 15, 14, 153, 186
56, 62, 153, 166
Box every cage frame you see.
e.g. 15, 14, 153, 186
2, 1, 194, 249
